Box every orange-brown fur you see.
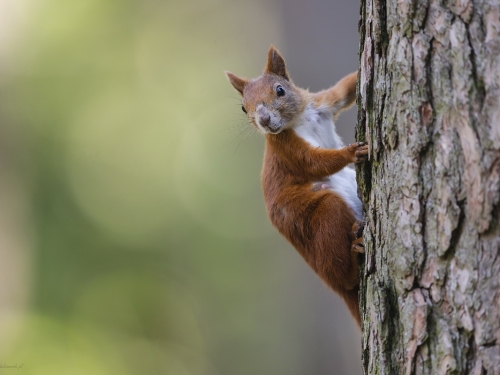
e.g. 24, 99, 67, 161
226, 46, 367, 326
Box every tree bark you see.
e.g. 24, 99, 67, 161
356, 0, 500, 374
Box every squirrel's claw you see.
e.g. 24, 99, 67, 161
351, 221, 365, 254
351, 240, 365, 254
347, 142, 369, 163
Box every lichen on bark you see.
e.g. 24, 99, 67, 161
356, 0, 500, 374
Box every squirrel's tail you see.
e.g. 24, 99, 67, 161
341, 286, 361, 328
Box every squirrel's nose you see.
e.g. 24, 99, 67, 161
259, 114, 271, 128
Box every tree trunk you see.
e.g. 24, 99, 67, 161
356, 0, 500, 374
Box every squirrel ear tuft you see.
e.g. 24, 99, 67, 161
225, 71, 247, 96
265, 46, 289, 81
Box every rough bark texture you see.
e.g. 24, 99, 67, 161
356, 0, 500, 374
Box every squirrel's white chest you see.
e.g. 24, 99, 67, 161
294, 105, 343, 149
293, 105, 362, 220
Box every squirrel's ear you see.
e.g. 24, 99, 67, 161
225, 71, 247, 96
265, 46, 289, 81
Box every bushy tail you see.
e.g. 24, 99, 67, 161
341, 286, 361, 328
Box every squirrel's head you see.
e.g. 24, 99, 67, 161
226, 46, 306, 134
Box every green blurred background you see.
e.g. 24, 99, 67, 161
0, 0, 362, 374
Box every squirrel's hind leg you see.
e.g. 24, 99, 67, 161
351, 220, 365, 254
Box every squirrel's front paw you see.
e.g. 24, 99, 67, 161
346, 142, 369, 163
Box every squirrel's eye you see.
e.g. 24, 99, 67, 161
242, 106, 247, 114
276, 85, 285, 97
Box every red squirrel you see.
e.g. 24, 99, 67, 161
226, 46, 368, 326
